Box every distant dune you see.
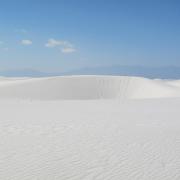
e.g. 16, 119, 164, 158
0, 76, 180, 100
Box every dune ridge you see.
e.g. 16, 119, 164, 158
0, 76, 180, 100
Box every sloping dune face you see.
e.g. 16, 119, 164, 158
0, 76, 180, 100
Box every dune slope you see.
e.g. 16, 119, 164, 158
0, 76, 180, 100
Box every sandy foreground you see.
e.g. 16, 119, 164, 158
0, 76, 180, 180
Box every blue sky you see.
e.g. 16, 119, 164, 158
0, 0, 180, 72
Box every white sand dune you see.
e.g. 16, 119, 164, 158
0, 76, 180, 100
0, 76, 180, 180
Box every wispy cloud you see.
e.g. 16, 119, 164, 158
45, 38, 76, 53
21, 39, 32, 45
61, 47, 76, 53
45, 38, 64, 47
0, 41, 4, 45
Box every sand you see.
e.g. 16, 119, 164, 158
0, 76, 180, 180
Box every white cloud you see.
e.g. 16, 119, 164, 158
45, 38, 64, 47
45, 38, 76, 53
21, 39, 32, 45
61, 47, 76, 53
61, 41, 73, 48
0, 41, 4, 45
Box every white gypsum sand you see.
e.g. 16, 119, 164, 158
0, 76, 180, 100
0, 76, 180, 180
